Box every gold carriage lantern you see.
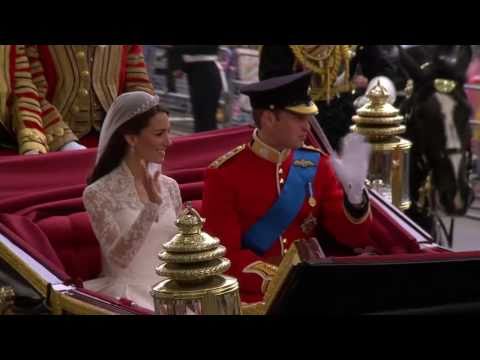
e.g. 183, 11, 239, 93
351, 82, 412, 211
151, 204, 241, 315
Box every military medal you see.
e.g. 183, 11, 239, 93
308, 182, 317, 208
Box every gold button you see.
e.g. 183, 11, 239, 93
279, 178, 285, 185
278, 168, 284, 175
76, 51, 86, 59
72, 105, 80, 113
81, 70, 90, 77
282, 238, 287, 244
79, 88, 89, 97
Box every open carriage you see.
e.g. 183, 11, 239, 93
1, 124, 480, 315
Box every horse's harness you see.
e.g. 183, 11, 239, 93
407, 77, 473, 246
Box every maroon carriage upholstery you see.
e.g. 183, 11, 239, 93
37, 213, 101, 283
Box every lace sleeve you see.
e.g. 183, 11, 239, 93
166, 177, 183, 216
83, 186, 159, 269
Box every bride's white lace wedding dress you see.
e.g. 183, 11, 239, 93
83, 162, 182, 311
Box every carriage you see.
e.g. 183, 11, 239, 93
1, 122, 480, 315
2, 45, 480, 315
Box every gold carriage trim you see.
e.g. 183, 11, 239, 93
240, 301, 266, 315
0, 241, 124, 315
264, 243, 301, 311
243, 261, 279, 294
48, 291, 117, 315
0, 241, 49, 299
241, 242, 303, 315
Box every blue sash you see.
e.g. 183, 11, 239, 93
242, 149, 320, 255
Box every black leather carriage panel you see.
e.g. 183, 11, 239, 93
268, 257, 480, 315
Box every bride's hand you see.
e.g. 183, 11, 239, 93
140, 159, 162, 205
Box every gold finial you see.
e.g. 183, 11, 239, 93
351, 80, 405, 142
367, 80, 391, 106
175, 203, 204, 236
156, 206, 231, 283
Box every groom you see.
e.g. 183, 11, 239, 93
202, 71, 375, 303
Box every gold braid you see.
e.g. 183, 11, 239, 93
289, 45, 353, 103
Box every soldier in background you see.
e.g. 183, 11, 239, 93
259, 45, 398, 150
169, 45, 224, 133
26, 45, 155, 152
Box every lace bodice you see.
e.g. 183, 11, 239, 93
83, 162, 182, 288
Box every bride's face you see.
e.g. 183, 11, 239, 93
132, 112, 172, 164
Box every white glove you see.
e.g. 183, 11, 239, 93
24, 150, 41, 155
60, 141, 87, 152
331, 133, 371, 205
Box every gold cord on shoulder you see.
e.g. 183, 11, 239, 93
289, 45, 354, 103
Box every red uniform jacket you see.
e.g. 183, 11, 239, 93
202, 133, 373, 303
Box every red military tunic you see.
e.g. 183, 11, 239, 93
202, 131, 373, 303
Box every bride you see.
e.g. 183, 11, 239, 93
83, 91, 182, 311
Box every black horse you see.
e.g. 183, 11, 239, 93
396, 45, 474, 246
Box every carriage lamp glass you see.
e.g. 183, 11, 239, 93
151, 205, 241, 315
351, 81, 412, 211
370, 179, 392, 204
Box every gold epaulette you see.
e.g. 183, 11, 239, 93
209, 144, 246, 169
302, 144, 327, 156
